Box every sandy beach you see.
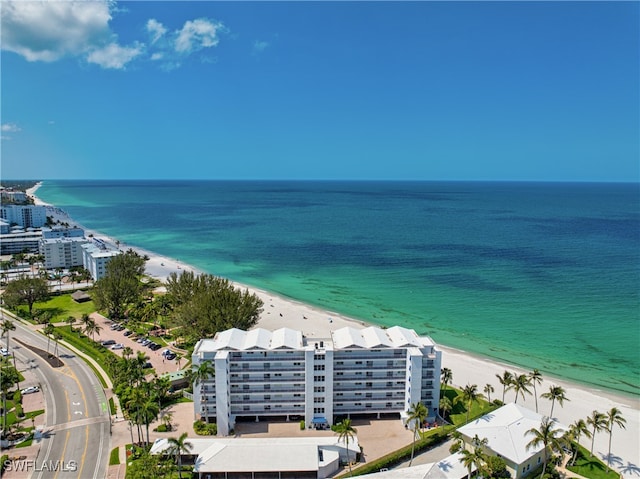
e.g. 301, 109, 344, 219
27, 182, 639, 478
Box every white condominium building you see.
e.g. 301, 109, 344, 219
42, 226, 85, 239
81, 242, 121, 280
0, 204, 46, 228
192, 325, 441, 436
40, 237, 89, 269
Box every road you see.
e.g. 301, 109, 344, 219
6, 314, 111, 479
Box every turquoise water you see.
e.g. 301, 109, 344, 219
37, 180, 640, 396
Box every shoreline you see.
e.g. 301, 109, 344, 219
27, 182, 639, 477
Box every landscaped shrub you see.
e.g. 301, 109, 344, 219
300, 420, 305, 430
154, 424, 169, 433
15, 404, 24, 418
13, 391, 22, 404
193, 420, 217, 436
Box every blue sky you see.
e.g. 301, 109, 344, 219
1, 1, 638, 181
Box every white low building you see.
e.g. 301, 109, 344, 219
458, 403, 566, 479
192, 325, 441, 436
151, 436, 360, 479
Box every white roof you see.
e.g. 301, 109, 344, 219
202, 327, 304, 351
152, 436, 359, 474
358, 453, 470, 479
458, 403, 566, 464
332, 325, 428, 350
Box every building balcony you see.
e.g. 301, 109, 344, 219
333, 365, 405, 371
229, 398, 305, 404
230, 376, 306, 384
230, 365, 306, 373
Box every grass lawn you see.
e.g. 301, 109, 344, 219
568, 445, 621, 479
54, 325, 114, 387
19, 292, 96, 323
444, 387, 495, 426
109, 447, 120, 466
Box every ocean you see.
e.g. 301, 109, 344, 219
36, 180, 640, 396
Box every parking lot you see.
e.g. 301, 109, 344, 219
90, 312, 185, 375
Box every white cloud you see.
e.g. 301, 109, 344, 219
1, 123, 22, 133
87, 42, 144, 70
1, 2, 227, 71
253, 40, 270, 54
1, 1, 112, 62
175, 18, 223, 54
146, 19, 167, 45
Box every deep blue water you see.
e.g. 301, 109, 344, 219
37, 180, 640, 396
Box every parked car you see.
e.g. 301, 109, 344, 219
151, 343, 162, 351
141, 339, 151, 346
111, 343, 125, 350
101, 339, 116, 346
110, 323, 120, 330
123, 330, 132, 336
0, 348, 9, 357
21, 386, 40, 395
137, 337, 147, 344
115, 325, 125, 331
165, 352, 176, 360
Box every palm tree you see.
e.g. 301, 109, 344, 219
193, 361, 216, 388
526, 416, 562, 478
439, 397, 452, 421
459, 446, 486, 479
541, 385, 569, 418
64, 315, 76, 332
123, 346, 133, 359
1, 319, 16, 353
334, 418, 357, 476
511, 373, 532, 404
496, 371, 513, 403
79, 313, 91, 337
529, 369, 543, 413
483, 384, 494, 404
586, 410, 607, 457
441, 367, 453, 397
83, 318, 102, 342
457, 384, 479, 423
449, 430, 464, 454
407, 402, 428, 465
52, 331, 63, 358
140, 397, 160, 445
43, 322, 55, 355
605, 407, 626, 469
568, 419, 591, 465
167, 432, 193, 479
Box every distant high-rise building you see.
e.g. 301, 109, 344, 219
0, 204, 47, 228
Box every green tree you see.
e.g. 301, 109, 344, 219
604, 407, 626, 470
64, 315, 76, 332
1, 365, 20, 435
441, 367, 453, 397
496, 371, 513, 403
1, 320, 16, 353
407, 402, 428, 465
586, 410, 607, 457
511, 373, 531, 404
193, 361, 216, 388
83, 317, 102, 342
541, 385, 569, 418
334, 419, 357, 476
529, 369, 543, 413
483, 383, 494, 404
440, 396, 453, 421
449, 430, 464, 454
3, 275, 49, 315
92, 250, 147, 319
568, 419, 591, 466
459, 446, 486, 479
43, 322, 55, 355
526, 416, 563, 479
167, 272, 263, 342
167, 432, 193, 479
457, 383, 480, 423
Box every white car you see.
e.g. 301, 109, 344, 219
111, 343, 124, 350
21, 386, 40, 395
0, 347, 9, 357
